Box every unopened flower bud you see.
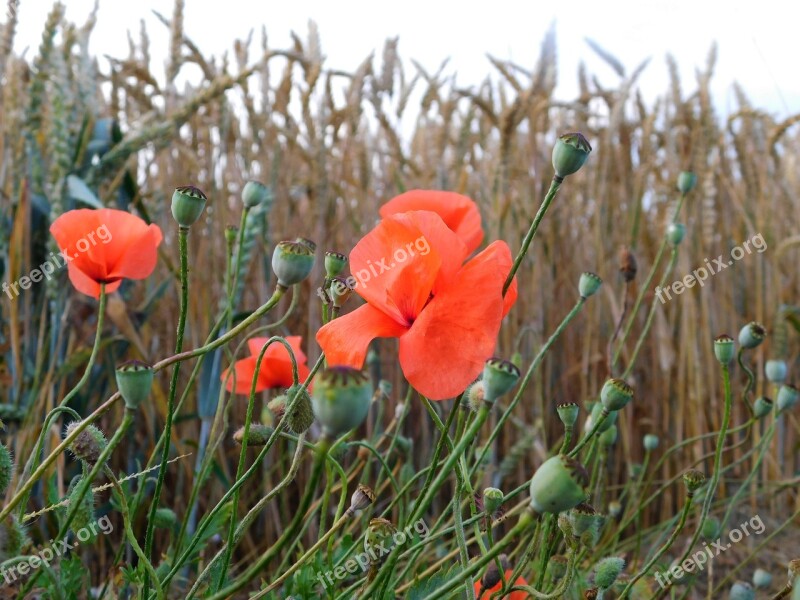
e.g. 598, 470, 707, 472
714, 334, 735, 365
738, 322, 766, 350
552, 132, 592, 179
463, 381, 485, 411
348, 484, 375, 515
729, 581, 754, 600
171, 185, 207, 228
579, 272, 603, 298
482, 358, 520, 402
683, 469, 707, 495
557, 402, 580, 427
549, 555, 569, 581
752, 568, 772, 589
241, 180, 271, 209
233, 424, 274, 445
480, 554, 511, 591
600, 378, 634, 411
324, 251, 348, 279
65, 475, 96, 537
285, 384, 315, 434
528, 455, 588, 514
115, 360, 154, 410
483, 488, 504, 515
702, 516, 721, 540
667, 222, 686, 246
64, 422, 108, 466
766, 359, 787, 384
619, 247, 637, 282
753, 396, 773, 419
311, 368, 372, 438
777, 384, 799, 413
267, 396, 286, 421
0, 514, 27, 559
153, 507, 179, 531
643, 434, 659, 451
677, 171, 697, 194
0, 444, 13, 496
272, 241, 315, 288
594, 556, 625, 590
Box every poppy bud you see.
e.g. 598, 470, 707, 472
552, 132, 592, 179
267, 396, 287, 421
0, 444, 13, 496
594, 556, 625, 590
777, 384, 799, 413
153, 507, 179, 531
480, 554, 511, 591
600, 378, 634, 411
224, 225, 238, 244
729, 582, 755, 600
683, 468, 707, 495
285, 384, 315, 434
549, 555, 569, 581
677, 171, 697, 194
272, 241, 315, 288
64, 422, 108, 466
528, 455, 588, 514
233, 424, 274, 445
753, 397, 773, 419
241, 180, 271, 209
579, 272, 603, 299
766, 359, 788, 384
464, 381, 486, 411
347, 484, 375, 515
667, 223, 686, 246
330, 276, 355, 308
324, 251, 348, 279
557, 402, 580, 427
752, 569, 772, 589
702, 516, 720, 540
66, 475, 96, 536
608, 500, 622, 518
115, 360, 154, 410
738, 322, 766, 350
295, 237, 317, 253
643, 434, 659, 451
0, 514, 27, 560
599, 425, 617, 447
619, 247, 637, 282
482, 358, 520, 402
482, 487, 504, 515
714, 334, 735, 365
364, 518, 396, 563
171, 185, 207, 228
311, 368, 372, 438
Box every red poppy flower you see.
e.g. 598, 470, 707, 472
49, 208, 163, 299
223, 336, 310, 394
316, 210, 517, 400
379, 189, 484, 254
473, 569, 529, 599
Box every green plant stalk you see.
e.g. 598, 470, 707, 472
534, 513, 556, 588
736, 347, 755, 414
503, 176, 562, 295
568, 408, 610, 458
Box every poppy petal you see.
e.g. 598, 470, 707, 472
398, 241, 512, 400
380, 189, 484, 254
317, 303, 408, 368
223, 357, 266, 395
503, 274, 518, 318
473, 569, 528, 599
64, 263, 121, 299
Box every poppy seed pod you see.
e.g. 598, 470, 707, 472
115, 360, 154, 410
587, 402, 618, 433
311, 367, 372, 438
552, 132, 592, 179
549, 555, 569, 581
0, 444, 13, 496
329, 276, 355, 309
666, 222, 686, 246
528, 455, 588, 514
568, 503, 597, 535
619, 247, 637, 283
483, 487, 504, 516
348, 484, 376, 515
752, 568, 772, 589
714, 334, 735, 365
766, 359, 788, 384
677, 171, 698, 194
324, 251, 348, 279
241, 180, 271, 209
271, 241, 315, 288
364, 518, 396, 563
729, 582, 755, 600
233, 424, 274, 446
171, 185, 207, 228
285, 384, 315, 434
777, 384, 800, 413
579, 272, 603, 298
557, 402, 580, 427
600, 378, 634, 411
594, 557, 625, 590
753, 396, 773, 419
482, 358, 521, 402
643, 434, 660, 451
64, 422, 108, 466
738, 322, 766, 350
295, 237, 317, 253
683, 469, 707, 495
702, 516, 721, 540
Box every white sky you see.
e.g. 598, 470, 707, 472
10, 0, 800, 118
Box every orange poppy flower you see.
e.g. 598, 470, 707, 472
223, 336, 310, 395
316, 210, 517, 400
473, 569, 529, 599
379, 189, 484, 254
49, 208, 163, 299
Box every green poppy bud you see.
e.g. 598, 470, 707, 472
153, 507, 179, 531
729, 581, 754, 600
528, 455, 588, 514
482, 358, 521, 402
0, 514, 27, 561
324, 251, 348, 278
667, 223, 686, 246
364, 517, 396, 564
329, 276, 355, 308
608, 500, 622, 518
115, 360, 154, 410
241, 180, 272, 209
594, 556, 625, 590
600, 378, 634, 411
752, 568, 772, 589
0, 444, 13, 496
753, 396, 773, 419
738, 322, 766, 350
171, 185, 207, 228
64, 422, 108, 467
599, 424, 617, 447
285, 384, 315, 434
347, 484, 375, 515
557, 402, 580, 427
480, 554, 511, 591
714, 334, 735, 365
643, 434, 659, 451
311, 368, 372, 438
702, 516, 721, 540
271, 241, 315, 288
482, 487, 504, 516
224, 225, 238, 244
677, 171, 698, 194
463, 381, 486, 411
579, 272, 603, 298
777, 384, 799, 413
233, 424, 274, 445
65, 475, 95, 537
683, 468, 707, 495
766, 359, 788, 384
549, 555, 569, 581
552, 132, 592, 179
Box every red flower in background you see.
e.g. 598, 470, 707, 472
49, 208, 163, 298
223, 336, 310, 394
316, 207, 516, 400
473, 570, 528, 599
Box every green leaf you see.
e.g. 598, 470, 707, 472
67, 175, 104, 209
405, 564, 464, 600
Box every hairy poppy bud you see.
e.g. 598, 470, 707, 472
594, 556, 625, 590
324, 251, 348, 279
579, 272, 603, 298
738, 322, 766, 350
643, 434, 659, 451
0, 444, 13, 496
0, 514, 27, 560
482, 358, 520, 402
115, 360, 154, 410
557, 402, 580, 427
667, 222, 686, 246
483, 488, 504, 516
285, 384, 315, 434
753, 397, 773, 419
683, 469, 707, 495
64, 422, 108, 466
66, 475, 96, 537
677, 171, 697, 194
528, 455, 588, 514
600, 378, 634, 411
766, 359, 788, 384
154, 507, 179, 531
348, 484, 376, 516
619, 247, 637, 282
463, 381, 486, 411
714, 334, 735, 365
702, 516, 720, 540
241, 180, 271, 209
777, 384, 799, 413
272, 241, 315, 288
267, 396, 287, 421
552, 132, 592, 179
171, 185, 207, 228
311, 368, 372, 438
233, 424, 274, 445
729, 582, 754, 600
752, 569, 772, 589
549, 555, 568, 581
